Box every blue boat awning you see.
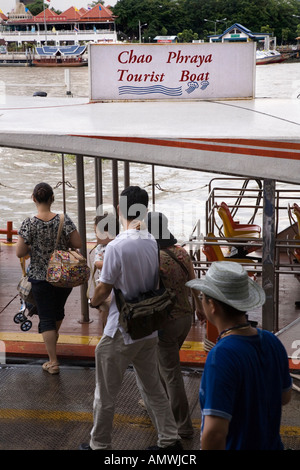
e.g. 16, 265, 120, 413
36, 45, 86, 57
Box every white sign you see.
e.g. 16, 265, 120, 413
89, 42, 256, 101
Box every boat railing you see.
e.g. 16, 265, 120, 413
199, 177, 300, 330
206, 179, 300, 237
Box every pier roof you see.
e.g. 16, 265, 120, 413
0, 96, 299, 184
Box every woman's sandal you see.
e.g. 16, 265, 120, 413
42, 361, 60, 374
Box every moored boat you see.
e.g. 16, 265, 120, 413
256, 49, 289, 65
32, 45, 88, 67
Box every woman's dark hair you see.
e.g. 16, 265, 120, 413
32, 183, 54, 204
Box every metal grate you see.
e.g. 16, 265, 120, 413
0, 363, 298, 450
0, 364, 201, 451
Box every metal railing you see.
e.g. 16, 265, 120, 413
200, 177, 300, 331
1, 29, 114, 36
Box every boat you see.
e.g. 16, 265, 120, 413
256, 49, 289, 65
32, 45, 88, 67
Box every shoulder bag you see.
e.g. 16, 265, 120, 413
46, 214, 90, 288
114, 244, 176, 340
17, 257, 35, 304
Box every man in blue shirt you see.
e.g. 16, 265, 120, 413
187, 261, 292, 450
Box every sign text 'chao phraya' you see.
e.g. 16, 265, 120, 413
117, 49, 212, 83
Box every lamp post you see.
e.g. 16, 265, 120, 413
204, 18, 227, 35
43, 1, 47, 45
139, 20, 147, 43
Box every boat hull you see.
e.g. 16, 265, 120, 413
32, 59, 87, 67
256, 52, 290, 65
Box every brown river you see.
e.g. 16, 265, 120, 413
0, 61, 299, 241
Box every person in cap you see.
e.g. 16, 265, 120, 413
148, 211, 205, 439
186, 261, 292, 450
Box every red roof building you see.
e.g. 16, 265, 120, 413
0, 12, 8, 22
0, 5, 117, 46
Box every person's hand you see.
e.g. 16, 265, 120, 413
195, 308, 206, 324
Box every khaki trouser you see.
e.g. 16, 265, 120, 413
157, 315, 194, 438
89, 329, 179, 450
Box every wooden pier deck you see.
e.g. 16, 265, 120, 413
1, 239, 299, 369
0, 240, 207, 366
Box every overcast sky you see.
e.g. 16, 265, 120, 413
1, 1, 117, 15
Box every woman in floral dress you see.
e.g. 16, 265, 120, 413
16, 182, 82, 374
147, 211, 204, 439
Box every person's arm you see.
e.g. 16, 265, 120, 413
282, 388, 292, 406
95, 260, 104, 270
201, 415, 229, 450
90, 281, 113, 308
187, 258, 206, 322
15, 236, 30, 259
69, 229, 82, 250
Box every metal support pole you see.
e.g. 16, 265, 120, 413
262, 179, 276, 331
124, 161, 130, 189
95, 157, 103, 213
112, 160, 119, 230
76, 155, 90, 323
61, 154, 66, 214
152, 164, 155, 207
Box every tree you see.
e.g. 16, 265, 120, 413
282, 27, 291, 44
111, 0, 300, 44
26, 0, 61, 16
89, 1, 105, 6
177, 29, 198, 42
26, 0, 44, 16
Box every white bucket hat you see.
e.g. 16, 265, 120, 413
186, 261, 266, 311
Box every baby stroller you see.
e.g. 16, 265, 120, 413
14, 299, 37, 332
15, 257, 37, 331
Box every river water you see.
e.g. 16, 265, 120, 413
0, 61, 299, 241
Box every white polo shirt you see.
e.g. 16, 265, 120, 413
100, 228, 159, 344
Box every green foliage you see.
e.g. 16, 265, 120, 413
26, 0, 44, 16
26, 0, 61, 15
112, 0, 300, 43
89, 1, 105, 6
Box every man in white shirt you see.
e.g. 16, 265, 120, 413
80, 186, 181, 451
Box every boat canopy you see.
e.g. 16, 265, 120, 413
1, 95, 299, 330
0, 96, 299, 184
35, 45, 86, 56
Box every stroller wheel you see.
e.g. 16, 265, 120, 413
14, 313, 26, 324
20, 320, 32, 332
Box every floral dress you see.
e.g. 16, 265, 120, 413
18, 213, 77, 281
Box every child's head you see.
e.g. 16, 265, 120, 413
94, 212, 119, 244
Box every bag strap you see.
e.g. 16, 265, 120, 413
161, 247, 189, 277
54, 214, 65, 250
86, 243, 98, 299
20, 257, 26, 277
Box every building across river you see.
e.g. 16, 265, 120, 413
0, 1, 117, 47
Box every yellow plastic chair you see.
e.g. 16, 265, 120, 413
291, 204, 300, 262
292, 203, 300, 234
202, 233, 257, 277
217, 202, 261, 238
217, 203, 261, 256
